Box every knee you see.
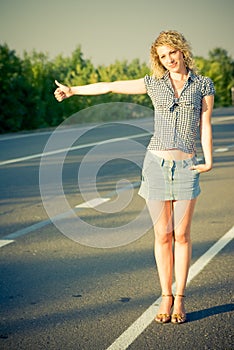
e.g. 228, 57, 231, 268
174, 230, 191, 244
154, 226, 173, 244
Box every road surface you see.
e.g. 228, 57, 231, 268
0, 108, 233, 349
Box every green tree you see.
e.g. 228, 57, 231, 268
196, 49, 234, 106
208, 48, 234, 106
0, 44, 31, 132
1, 43, 233, 133
22, 50, 61, 128
52, 46, 100, 123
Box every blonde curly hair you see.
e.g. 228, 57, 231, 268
150, 30, 198, 78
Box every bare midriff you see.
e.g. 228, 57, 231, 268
149, 149, 195, 160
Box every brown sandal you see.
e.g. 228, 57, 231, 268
155, 294, 174, 324
171, 294, 186, 324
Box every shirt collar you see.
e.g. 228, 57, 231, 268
162, 69, 196, 82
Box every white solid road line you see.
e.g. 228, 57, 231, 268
0, 114, 231, 142
1, 114, 233, 166
2, 218, 52, 241
0, 132, 150, 166
0, 125, 99, 141
187, 226, 234, 283
106, 225, 234, 350
1, 137, 233, 167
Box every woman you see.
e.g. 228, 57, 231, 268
54, 30, 215, 324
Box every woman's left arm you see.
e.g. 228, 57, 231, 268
194, 95, 214, 173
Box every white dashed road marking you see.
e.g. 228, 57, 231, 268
214, 144, 234, 153
75, 197, 111, 208
0, 239, 14, 248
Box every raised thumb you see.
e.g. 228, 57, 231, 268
55, 80, 62, 87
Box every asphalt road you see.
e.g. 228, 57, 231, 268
0, 108, 233, 350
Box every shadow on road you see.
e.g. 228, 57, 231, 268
187, 303, 234, 322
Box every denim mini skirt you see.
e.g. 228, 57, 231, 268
138, 150, 201, 201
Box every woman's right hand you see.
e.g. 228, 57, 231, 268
54, 80, 73, 102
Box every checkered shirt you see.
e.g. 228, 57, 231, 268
144, 70, 215, 154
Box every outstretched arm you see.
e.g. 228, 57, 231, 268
54, 78, 146, 102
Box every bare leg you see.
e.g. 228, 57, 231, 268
147, 200, 174, 322
172, 198, 197, 322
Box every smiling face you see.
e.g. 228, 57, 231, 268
157, 45, 187, 74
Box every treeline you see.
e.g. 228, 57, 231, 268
0, 44, 233, 133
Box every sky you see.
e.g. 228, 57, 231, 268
0, 0, 233, 66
